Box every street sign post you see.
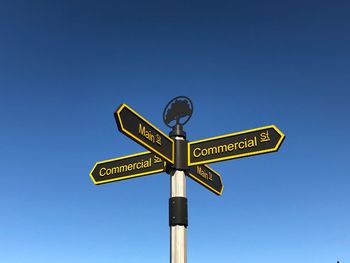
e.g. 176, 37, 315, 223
115, 104, 174, 164
188, 125, 284, 166
90, 96, 285, 263
90, 152, 165, 185
188, 164, 223, 195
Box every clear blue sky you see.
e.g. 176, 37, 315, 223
0, 1, 349, 262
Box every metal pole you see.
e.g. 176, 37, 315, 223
170, 135, 187, 263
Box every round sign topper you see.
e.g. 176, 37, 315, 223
163, 96, 193, 128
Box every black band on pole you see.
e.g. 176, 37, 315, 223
169, 197, 188, 227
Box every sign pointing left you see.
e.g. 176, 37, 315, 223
90, 152, 166, 185
115, 104, 174, 164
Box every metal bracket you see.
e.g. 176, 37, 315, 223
169, 124, 188, 171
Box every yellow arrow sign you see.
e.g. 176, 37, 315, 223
188, 164, 223, 195
115, 104, 174, 164
188, 125, 285, 166
90, 152, 166, 185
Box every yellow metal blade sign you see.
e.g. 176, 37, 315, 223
188, 125, 285, 166
188, 164, 223, 195
90, 152, 166, 185
115, 104, 174, 164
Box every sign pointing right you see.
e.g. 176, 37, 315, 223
188, 164, 223, 195
188, 125, 285, 166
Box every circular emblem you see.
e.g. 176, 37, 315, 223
163, 96, 193, 128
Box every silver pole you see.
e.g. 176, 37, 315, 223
170, 136, 187, 263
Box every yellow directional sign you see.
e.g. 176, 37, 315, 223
115, 104, 174, 164
90, 152, 166, 185
188, 165, 223, 195
188, 125, 285, 166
